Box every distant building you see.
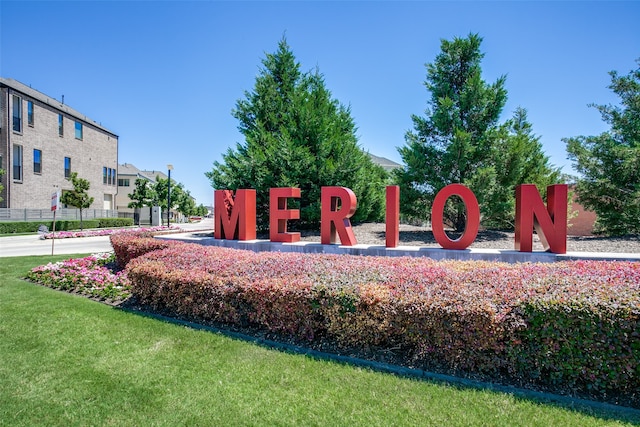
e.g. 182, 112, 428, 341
116, 163, 169, 213
0, 78, 118, 210
367, 153, 402, 172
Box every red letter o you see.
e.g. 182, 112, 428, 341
431, 184, 479, 250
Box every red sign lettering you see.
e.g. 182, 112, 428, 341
269, 187, 301, 243
214, 189, 256, 240
213, 183, 568, 254
320, 186, 358, 245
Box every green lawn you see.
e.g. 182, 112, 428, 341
0, 255, 637, 426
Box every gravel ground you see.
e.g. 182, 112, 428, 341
288, 223, 640, 254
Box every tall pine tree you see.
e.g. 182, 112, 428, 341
206, 38, 386, 230
396, 33, 560, 231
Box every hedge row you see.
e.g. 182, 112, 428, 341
0, 218, 133, 234
111, 232, 640, 407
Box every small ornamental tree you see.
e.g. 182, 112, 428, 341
153, 176, 187, 222
128, 178, 156, 225
176, 189, 197, 217
564, 60, 640, 235
128, 178, 156, 209
61, 172, 94, 230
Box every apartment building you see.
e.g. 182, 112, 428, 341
0, 77, 118, 210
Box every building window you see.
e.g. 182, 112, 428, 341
75, 121, 83, 140
13, 145, 23, 181
33, 149, 42, 174
64, 157, 71, 178
58, 114, 64, 136
104, 167, 116, 186
27, 101, 34, 126
12, 95, 22, 132
118, 178, 130, 187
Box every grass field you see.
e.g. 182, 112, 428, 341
1, 255, 638, 426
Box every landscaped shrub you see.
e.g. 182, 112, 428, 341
0, 218, 128, 234
110, 231, 176, 268
121, 238, 639, 406
97, 218, 134, 228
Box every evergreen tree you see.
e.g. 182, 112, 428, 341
470, 107, 562, 228
206, 37, 386, 230
564, 60, 640, 235
396, 33, 560, 231
60, 172, 94, 230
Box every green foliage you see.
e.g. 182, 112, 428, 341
60, 172, 94, 230
469, 108, 562, 228
96, 217, 134, 228
0, 168, 5, 203
0, 218, 132, 234
194, 204, 209, 217
564, 60, 640, 236
206, 37, 387, 230
176, 189, 197, 217
127, 178, 156, 209
395, 34, 561, 231
129, 176, 198, 218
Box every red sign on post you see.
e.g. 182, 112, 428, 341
51, 191, 60, 211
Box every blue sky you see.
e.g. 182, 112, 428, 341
2, 1, 638, 206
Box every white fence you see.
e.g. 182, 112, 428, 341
0, 208, 118, 222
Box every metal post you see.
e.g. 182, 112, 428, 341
167, 164, 173, 228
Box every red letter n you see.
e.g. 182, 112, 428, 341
214, 189, 256, 240
515, 184, 567, 254
269, 187, 301, 243
321, 186, 357, 246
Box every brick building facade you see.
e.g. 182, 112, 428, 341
0, 78, 118, 210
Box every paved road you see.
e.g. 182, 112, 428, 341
0, 218, 214, 258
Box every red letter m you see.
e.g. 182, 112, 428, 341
214, 189, 256, 240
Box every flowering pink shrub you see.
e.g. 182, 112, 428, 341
121, 237, 639, 406
110, 231, 179, 268
27, 253, 130, 301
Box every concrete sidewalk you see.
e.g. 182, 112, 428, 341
0, 219, 214, 258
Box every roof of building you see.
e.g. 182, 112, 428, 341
118, 163, 144, 177
0, 77, 118, 137
367, 153, 402, 172
118, 163, 170, 181
141, 170, 169, 181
